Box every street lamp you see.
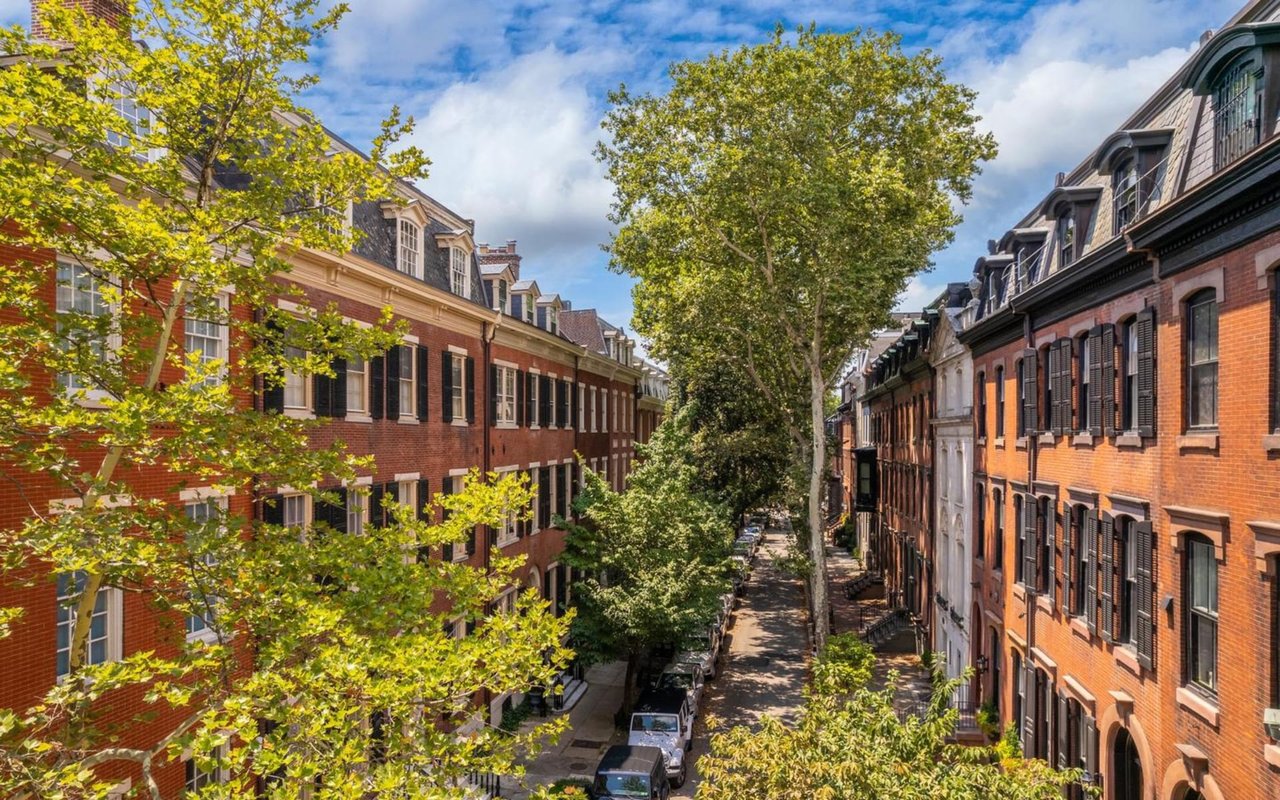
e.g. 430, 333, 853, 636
975, 654, 989, 675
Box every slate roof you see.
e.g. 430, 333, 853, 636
559, 309, 607, 354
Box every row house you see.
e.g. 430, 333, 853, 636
959, 2, 1280, 798
0, 3, 665, 794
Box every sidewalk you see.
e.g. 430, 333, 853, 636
505, 660, 628, 798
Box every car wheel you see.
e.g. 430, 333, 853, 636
672, 762, 687, 789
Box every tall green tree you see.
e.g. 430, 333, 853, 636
599, 27, 996, 645
696, 635, 1082, 799
0, 3, 569, 797
562, 414, 732, 716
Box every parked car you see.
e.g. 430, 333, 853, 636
673, 647, 716, 681
592, 745, 671, 799
684, 624, 721, 664
733, 538, 754, 561
628, 689, 693, 788
656, 660, 706, 713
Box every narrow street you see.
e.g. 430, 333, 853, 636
677, 525, 809, 797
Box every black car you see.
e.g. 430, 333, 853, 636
592, 744, 671, 799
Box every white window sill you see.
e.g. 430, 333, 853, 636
1116, 432, 1144, 449
1068, 615, 1092, 642
1015, 436, 1028, 450
451, 419, 469, 428
1037, 432, 1056, 446
1034, 594, 1053, 615
993, 436, 1005, 449
1071, 433, 1095, 448
345, 412, 373, 424
1175, 686, 1220, 727
1264, 433, 1280, 453
530, 425, 541, 431
284, 408, 314, 420
397, 416, 420, 426
1265, 744, 1280, 770
1177, 432, 1219, 453
496, 421, 518, 430
1114, 643, 1141, 677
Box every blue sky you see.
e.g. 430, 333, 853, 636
2, 0, 1243, 340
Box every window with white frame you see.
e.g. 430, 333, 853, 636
398, 344, 415, 418
316, 190, 350, 238
184, 296, 228, 388
282, 494, 308, 530
282, 344, 309, 410
398, 219, 421, 278
547, 306, 559, 335
55, 261, 113, 394
347, 356, 368, 415
578, 384, 585, 430
347, 487, 366, 535
184, 746, 226, 792
590, 387, 598, 432
451, 356, 465, 421
104, 80, 155, 160
497, 366, 517, 425
496, 470, 517, 544
398, 480, 416, 524
56, 571, 121, 678
184, 497, 225, 641
612, 391, 618, 431
450, 247, 469, 296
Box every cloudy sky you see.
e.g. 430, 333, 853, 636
1, 0, 1243, 334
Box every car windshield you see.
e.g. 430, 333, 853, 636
631, 713, 679, 733
595, 772, 652, 797
659, 672, 695, 690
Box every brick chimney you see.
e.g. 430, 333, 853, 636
476, 239, 522, 281
31, 0, 129, 39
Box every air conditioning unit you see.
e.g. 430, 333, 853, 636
1264, 708, 1280, 741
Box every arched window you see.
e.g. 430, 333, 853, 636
1113, 160, 1138, 232
1111, 727, 1143, 800
1186, 288, 1219, 429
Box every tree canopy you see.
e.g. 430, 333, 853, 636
599, 26, 997, 643
696, 636, 1082, 799
0, 2, 569, 797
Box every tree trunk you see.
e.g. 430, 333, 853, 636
621, 649, 640, 723
808, 349, 830, 649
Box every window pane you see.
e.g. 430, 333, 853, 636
347, 358, 366, 413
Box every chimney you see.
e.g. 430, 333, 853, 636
561, 300, 572, 311
31, 0, 129, 39
505, 239, 517, 253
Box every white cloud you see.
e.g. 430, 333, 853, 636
896, 275, 948, 313
405, 46, 622, 294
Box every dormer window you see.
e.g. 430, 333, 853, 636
450, 247, 469, 297
547, 306, 559, 335
498, 280, 508, 313
398, 219, 421, 278
525, 297, 535, 324
1213, 61, 1263, 169
1056, 212, 1075, 268
1113, 161, 1138, 232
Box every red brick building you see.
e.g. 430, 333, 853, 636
0, 5, 664, 793
961, 4, 1280, 797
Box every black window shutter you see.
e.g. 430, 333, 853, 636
1099, 512, 1115, 642
1021, 349, 1038, 436
261, 493, 284, 526
571, 463, 581, 518
557, 380, 568, 428
1084, 511, 1098, 634
332, 358, 347, 418
370, 483, 385, 529
385, 346, 401, 420
314, 372, 332, 417
330, 487, 348, 534
571, 381, 579, 430
489, 363, 499, 427
1088, 328, 1103, 436
539, 375, 552, 427
556, 464, 567, 519
1023, 494, 1038, 589
262, 319, 285, 414
1047, 343, 1061, 435
370, 353, 385, 420
1136, 308, 1156, 437
1059, 338, 1074, 434
465, 357, 476, 423
516, 370, 526, 426
525, 373, 536, 427
416, 478, 430, 521
1135, 519, 1155, 671
1061, 504, 1074, 616
466, 527, 476, 556
1101, 324, 1117, 435
1055, 690, 1069, 769
417, 347, 429, 421
539, 467, 551, 529
440, 352, 454, 423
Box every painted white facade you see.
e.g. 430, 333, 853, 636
929, 309, 973, 682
